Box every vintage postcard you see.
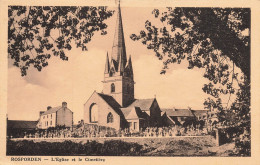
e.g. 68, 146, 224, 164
0, 0, 260, 164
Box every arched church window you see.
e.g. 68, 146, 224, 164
107, 112, 113, 123
111, 83, 115, 93
90, 103, 98, 123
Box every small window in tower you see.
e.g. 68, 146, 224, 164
111, 83, 115, 93
107, 112, 113, 123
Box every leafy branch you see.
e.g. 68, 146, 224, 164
8, 6, 114, 76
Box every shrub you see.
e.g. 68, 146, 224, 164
6, 139, 143, 156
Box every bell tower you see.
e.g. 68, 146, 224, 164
103, 2, 134, 107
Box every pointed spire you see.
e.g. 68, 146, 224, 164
118, 52, 122, 73
118, 49, 125, 74
128, 55, 133, 72
126, 55, 133, 77
104, 52, 110, 74
110, 59, 115, 70
111, 0, 127, 69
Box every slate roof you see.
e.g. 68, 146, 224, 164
7, 120, 38, 129
161, 108, 194, 117
128, 98, 155, 111
192, 110, 209, 117
42, 106, 62, 115
121, 108, 131, 118
96, 93, 155, 120
170, 116, 181, 125
97, 93, 124, 116
121, 107, 148, 120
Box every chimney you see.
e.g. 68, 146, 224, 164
47, 106, 52, 110
39, 111, 45, 117
62, 102, 67, 108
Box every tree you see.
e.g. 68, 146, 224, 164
131, 8, 250, 155
8, 6, 114, 76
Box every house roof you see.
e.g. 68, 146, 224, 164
192, 110, 209, 117
41, 105, 73, 116
127, 98, 155, 110
121, 108, 131, 118
7, 120, 38, 129
97, 93, 123, 116
170, 116, 181, 125
41, 106, 62, 115
161, 108, 194, 117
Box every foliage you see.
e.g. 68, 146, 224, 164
130, 7, 250, 154
131, 8, 250, 78
6, 140, 143, 156
8, 6, 114, 76
235, 129, 250, 156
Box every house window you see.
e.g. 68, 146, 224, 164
50, 121, 52, 126
111, 83, 115, 93
107, 112, 113, 123
51, 114, 52, 119
47, 121, 48, 126
90, 103, 98, 123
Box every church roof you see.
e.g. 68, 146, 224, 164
128, 98, 155, 111
7, 120, 38, 129
97, 93, 123, 116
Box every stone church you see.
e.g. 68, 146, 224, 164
84, 3, 161, 131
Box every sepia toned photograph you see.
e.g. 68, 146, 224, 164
2, 0, 255, 160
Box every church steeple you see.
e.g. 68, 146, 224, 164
103, 1, 135, 107
111, 1, 127, 70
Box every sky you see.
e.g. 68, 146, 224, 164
8, 6, 213, 123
